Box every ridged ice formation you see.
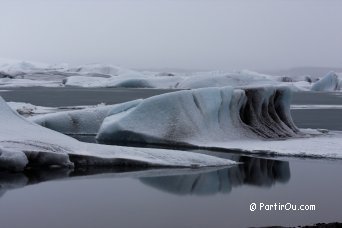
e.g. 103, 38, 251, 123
96, 86, 301, 146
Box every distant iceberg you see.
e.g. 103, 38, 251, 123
2, 58, 340, 91
175, 70, 277, 89
66, 63, 130, 76
311, 71, 341, 92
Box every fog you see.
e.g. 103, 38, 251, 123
1, 0, 341, 71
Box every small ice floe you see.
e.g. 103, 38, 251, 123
291, 104, 342, 110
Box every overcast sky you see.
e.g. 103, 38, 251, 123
1, 0, 341, 71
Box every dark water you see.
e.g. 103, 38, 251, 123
0, 88, 342, 227
0, 87, 179, 107
0, 156, 341, 228
291, 91, 342, 131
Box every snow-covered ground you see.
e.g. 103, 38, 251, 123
1, 59, 341, 91
0, 97, 234, 172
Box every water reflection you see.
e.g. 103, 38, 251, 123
0, 155, 290, 198
140, 156, 290, 195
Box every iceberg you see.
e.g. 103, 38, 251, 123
63, 75, 181, 89
97, 86, 300, 146
6, 85, 342, 158
66, 63, 129, 76
0, 58, 49, 75
311, 71, 341, 92
0, 97, 233, 171
94, 86, 342, 158
176, 70, 277, 89
0, 58, 323, 90
63, 76, 155, 88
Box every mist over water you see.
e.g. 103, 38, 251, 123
1, 0, 342, 71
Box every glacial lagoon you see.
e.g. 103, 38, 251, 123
0, 88, 341, 227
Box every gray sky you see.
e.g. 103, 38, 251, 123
1, 0, 341, 71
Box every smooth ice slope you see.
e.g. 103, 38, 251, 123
0, 97, 233, 171
97, 86, 301, 145
311, 72, 340, 91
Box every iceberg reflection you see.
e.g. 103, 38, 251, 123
0, 155, 290, 198
140, 156, 290, 195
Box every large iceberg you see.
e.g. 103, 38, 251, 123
97, 86, 301, 146
16, 86, 342, 158
311, 71, 341, 92
92, 86, 342, 158
0, 97, 233, 172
